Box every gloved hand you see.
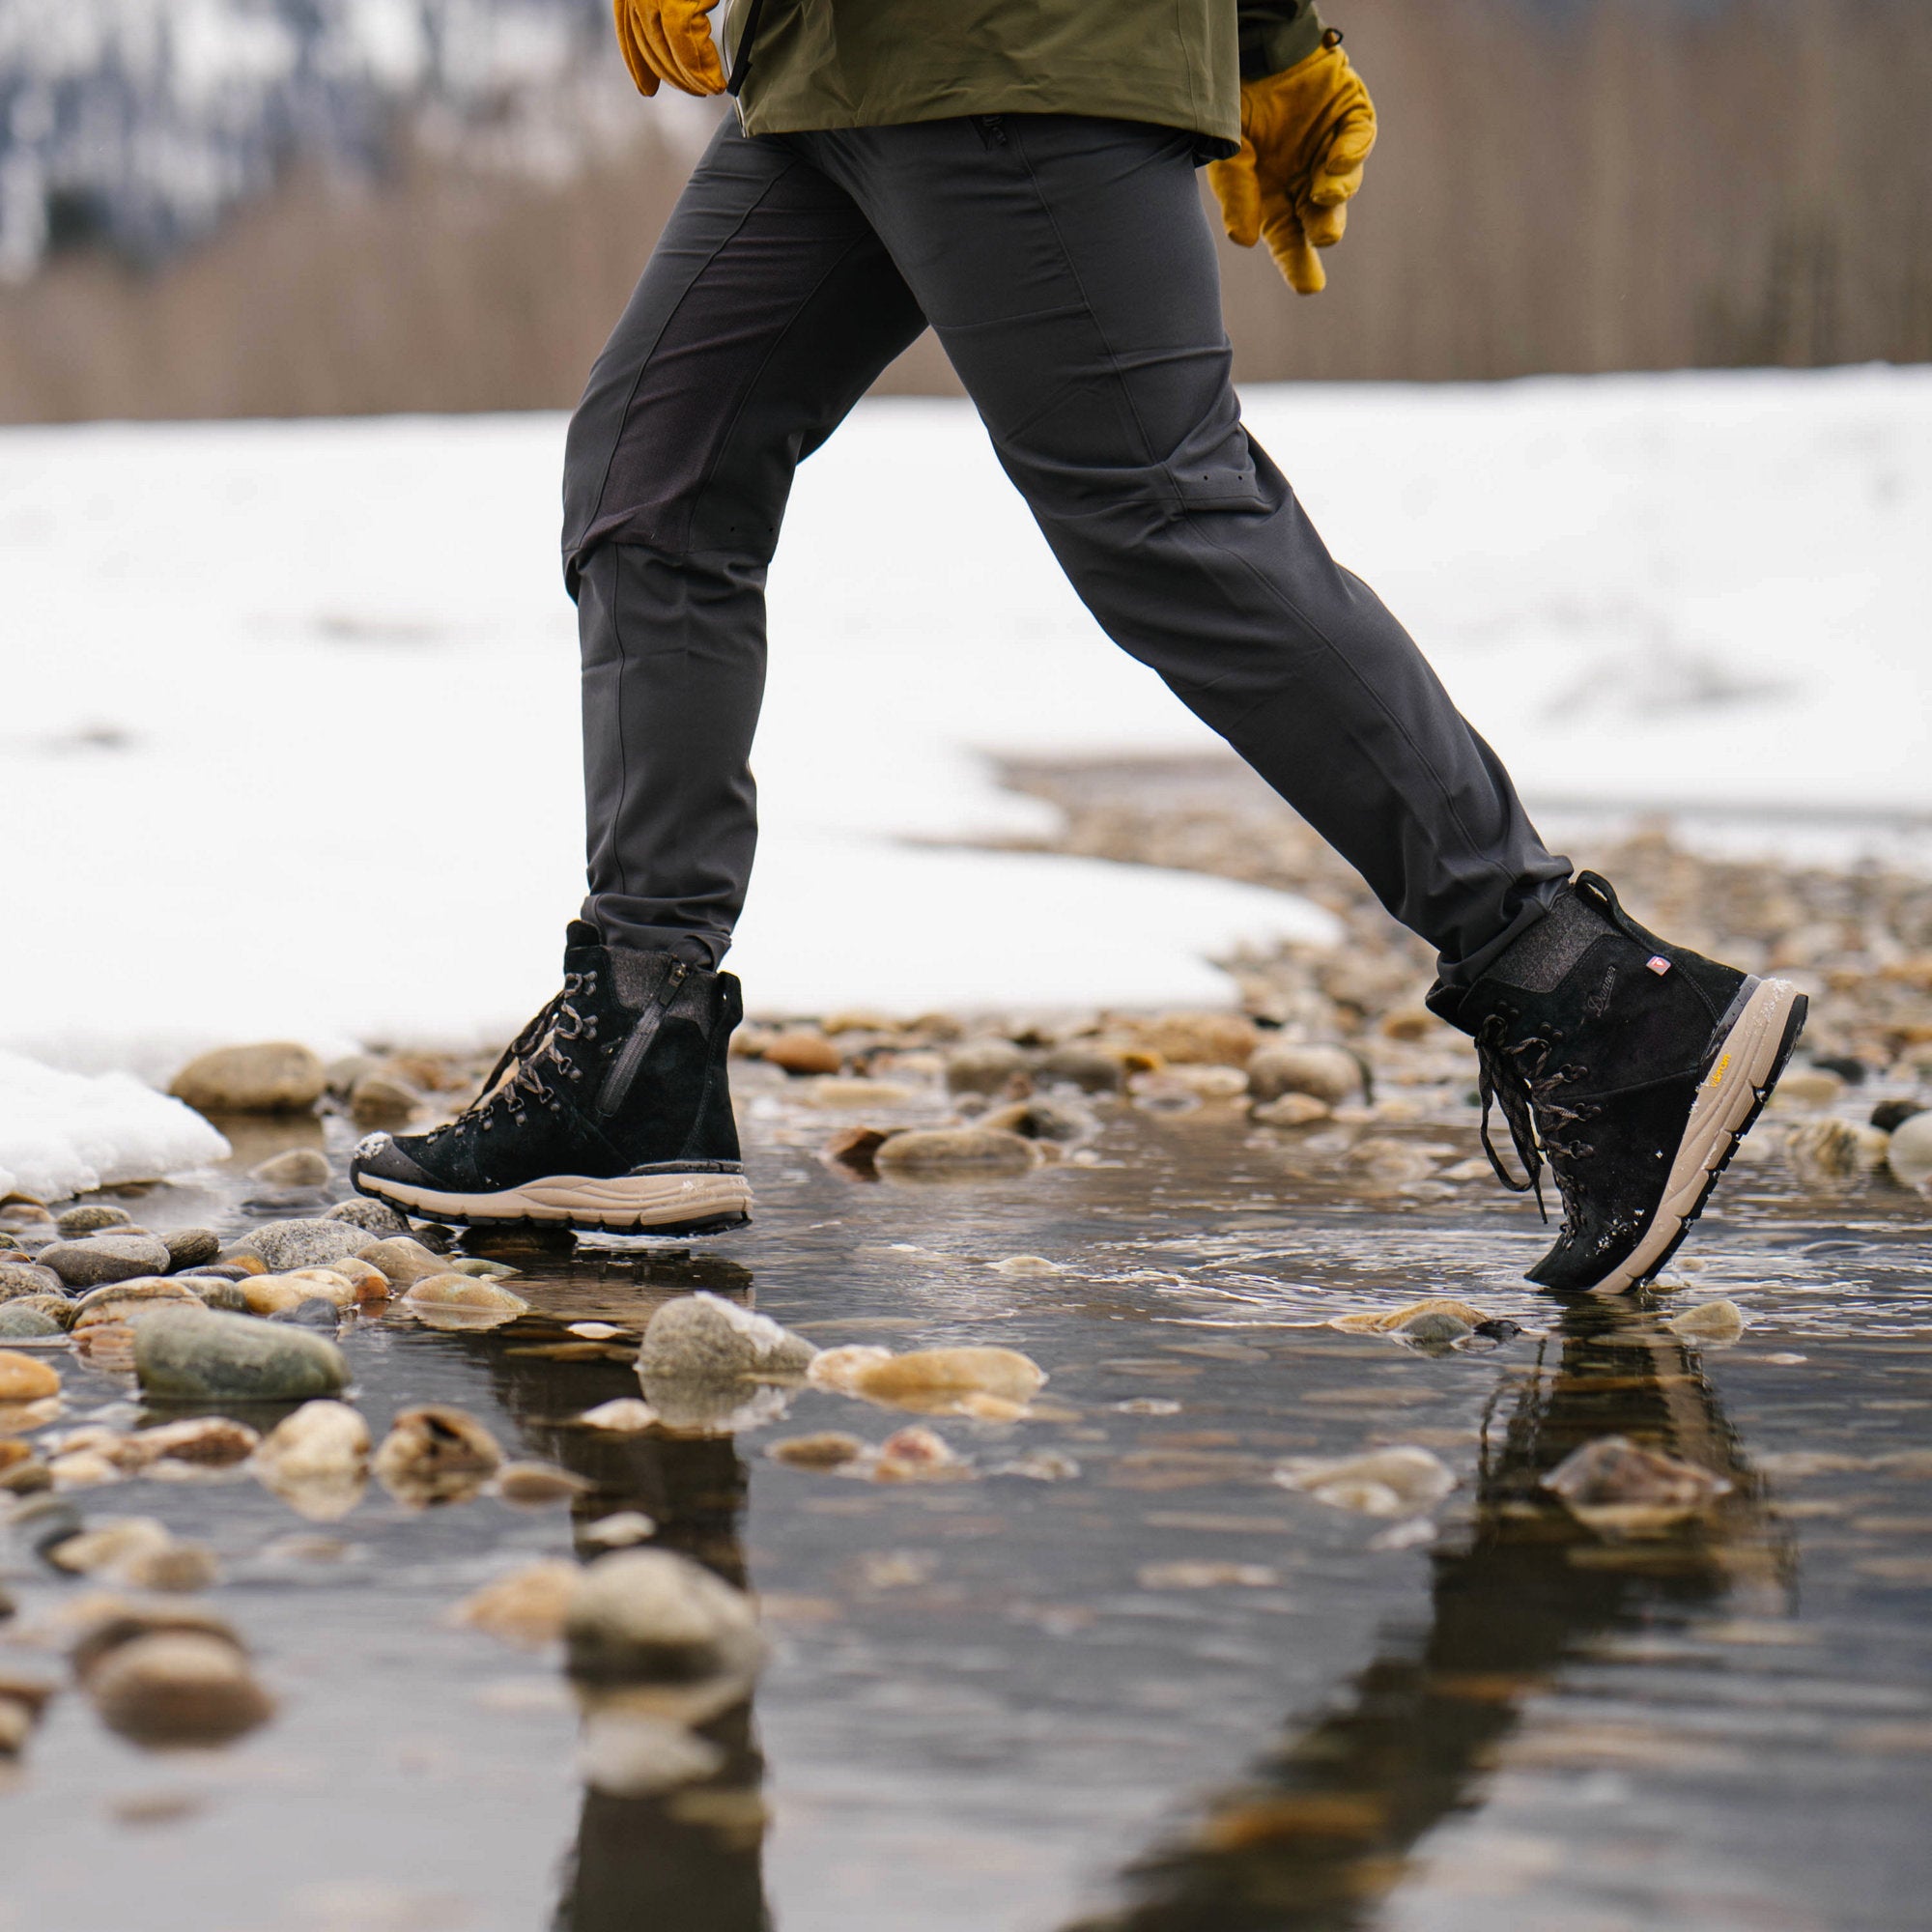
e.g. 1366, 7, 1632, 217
1208, 41, 1378, 295
612, 0, 725, 97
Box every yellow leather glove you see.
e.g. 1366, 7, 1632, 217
1208, 42, 1378, 295
612, 0, 725, 97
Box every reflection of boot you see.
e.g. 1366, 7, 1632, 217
1432, 874, 1806, 1291
353, 921, 750, 1234
1067, 1300, 1787, 1932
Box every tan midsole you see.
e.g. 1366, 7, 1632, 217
360, 1169, 752, 1229
1595, 977, 1802, 1293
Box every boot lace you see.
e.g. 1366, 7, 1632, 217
1473, 1015, 1597, 1229
429, 970, 599, 1136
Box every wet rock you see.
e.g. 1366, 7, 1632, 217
271, 1297, 342, 1330
1252, 1091, 1334, 1128
806, 1345, 895, 1394
1666, 1299, 1747, 1344
0, 1300, 62, 1342
761, 1031, 842, 1076
249, 1149, 331, 1189
1246, 1042, 1363, 1106
945, 1038, 1028, 1095
992, 1449, 1082, 1482
1126, 1072, 1202, 1114
71, 1277, 201, 1330
56, 1204, 133, 1236
1037, 1042, 1127, 1094
578, 1398, 658, 1433
0, 1666, 56, 1758
324, 1197, 412, 1235
767, 1432, 866, 1469
159, 1227, 220, 1272
1142, 1065, 1250, 1103
824, 1125, 891, 1177
638, 1293, 815, 1385
1394, 1308, 1476, 1345
0, 1350, 61, 1402
871, 1425, 967, 1481
981, 1096, 1098, 1145
564, 1548, 764, 1711
838, 1346, 1045, 1415
0, 1262, 64, 1301
38, 1234, 172, 1290
1276, 1445, 1456, 1517
308, 1256, 389, 1304
239, 1219, 376, 1273
449, 1559, 578, 1647
1774, 1065, 1844, 1107
184, 1277, 250, 1313
1888, 1110, 1932, 1191
873, 1127, 1039, 1179
1541, 1434, 1731, 1537
800, 1077, 915, 1110
127, 1542, 222, 1592
1330, 1296, 1489, 1335
1125, 1011, 1259, 1067
132, 1305, 349, 1402
169, 1042, 325, 1115
1870, 1098, 1925, 1136
86, 1633, 274, 1747
373, 1405, 503, 1507
238, 1272, 339, 1317
251, 1401, 369, 1520
128, 1416, 261, 1472
1786, 1116, 1889, 1186
495, 1462, 592, 1506
44, 1516, 174, 1577
441, 1256, 520, 1278
350, 1068, 422, 1128
355, 1237, 449, 1288
990, 1254, 1064, 1276
1342, 1137, 1440, 1190
402, 1275, 529, 1330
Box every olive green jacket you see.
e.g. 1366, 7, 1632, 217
726, 0, 1326, 156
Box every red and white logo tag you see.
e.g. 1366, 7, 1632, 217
1646, 954, 1672, 976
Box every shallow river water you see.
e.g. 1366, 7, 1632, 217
6, 1086, 1932, 1932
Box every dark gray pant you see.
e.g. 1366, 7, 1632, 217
562, 112, 1568, 987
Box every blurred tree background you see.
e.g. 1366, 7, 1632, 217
0, 0, 1925, 422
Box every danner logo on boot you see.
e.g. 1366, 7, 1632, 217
1646, 955, 1672, 976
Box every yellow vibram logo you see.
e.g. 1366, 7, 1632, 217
1708, 1052, 1732, 1089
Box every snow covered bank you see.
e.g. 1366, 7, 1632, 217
2, 365, 1926, 1081
0, 1050, 230, 1202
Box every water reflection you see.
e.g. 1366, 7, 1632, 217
476, 1289, 772, 1932
1066, 1297, 1788, 1930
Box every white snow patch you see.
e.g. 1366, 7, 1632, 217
0, 1048, 230, 1203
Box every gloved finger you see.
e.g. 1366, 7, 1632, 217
638, 8, 686, 88
1260, 193, 1325, 296
612, 0, 662, 95
1301, 194, 1349, 250
1308, 102, 1377, 208
662, 0, 726, 94
1207, 141, 1264, 248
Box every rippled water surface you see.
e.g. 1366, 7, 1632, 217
6, 1087, 1932, 1932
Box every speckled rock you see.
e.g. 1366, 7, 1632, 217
0, 1305, 63, 1341
54, 1204, 133, 1236
71, 1278, 201, 1330
238, 1219, 376, 1273
160, 1227, 221, 1271
37, 1234, 172, 1290
355, 1237, 449, 1287
249, 1149, 332, 1189
637, 1293, 815, 1386
402, 1275, 530, 1329
132, 1305, 348, 1402
168, 1041, 326, 1115
873, 1127, 1039, 1178
323, 1198, 412, 1235
0, 1263, 63, 1302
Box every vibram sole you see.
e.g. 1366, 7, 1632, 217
1592, 975, 1807, 1294
354, 1163, 752, 1236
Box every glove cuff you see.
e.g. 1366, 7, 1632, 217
1238, 3, 1327, 80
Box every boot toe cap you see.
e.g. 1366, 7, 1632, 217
351, 1131, 437, 1192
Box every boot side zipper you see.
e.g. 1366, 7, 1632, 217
595, 962, 689, 1120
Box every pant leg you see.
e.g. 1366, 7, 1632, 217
561, 119, 926, 966
803, 115, 1569, 983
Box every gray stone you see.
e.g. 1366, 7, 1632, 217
1395, 1309, 1474, 1345
0, 1263, 63, 1302
1246, 1042, 1364, 1106
161, 1228, 221, 1272
248, 1149, 332, 1189
131, 1305, 348, 1402
168, 1041, 326, 1115
37, 1235, 172, 1290
355, 1236, 449, 1287
184, 1278, 251, 1313
944, 1038, 1029, 1096
270, 1298, 342, 1329
238, 1219, 376, 1273
638, 1293, 816, 1385
1037, 1043, 1127, 1094
873, 1126, 1040, 1178
0, 1293, 72, 1332
323, 1197, 411, 1236
0, 1305, 62, 1340
55, 1204, 133, 1236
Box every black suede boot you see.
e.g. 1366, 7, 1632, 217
351, 922, 749, 1235
1430, 873, 1807, 1293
